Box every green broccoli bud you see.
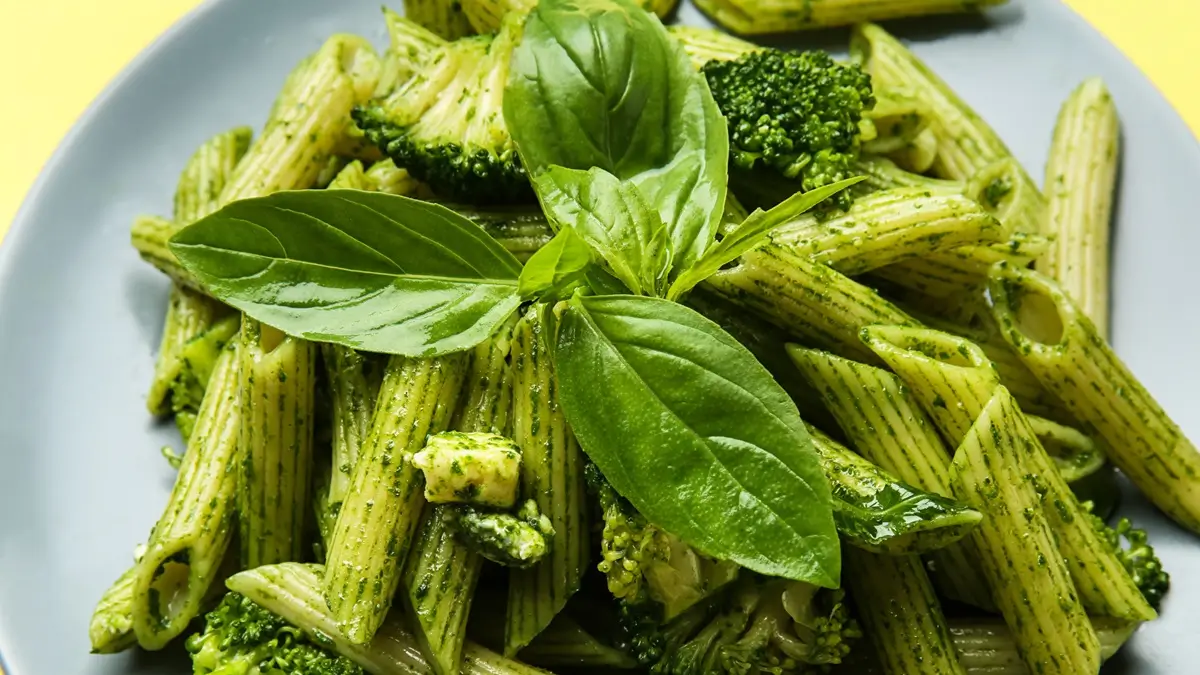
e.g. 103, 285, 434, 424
412, 431, 523, 508
592, 466, 739, 622
187, 592, 363, 675
702, 49, 875, 211
447, 499, 554, 568
353, 14, 529, 205
1084, 501, 1170, 609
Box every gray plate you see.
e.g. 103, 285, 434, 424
0, 0, 1196, 673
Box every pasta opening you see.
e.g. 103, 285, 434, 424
145, 550, 195, 633
1008, 285, 1064, 346
988, 264, 1068, 347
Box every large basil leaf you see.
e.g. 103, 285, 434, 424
170, 190, 522, 356
555, 294, 840, 584
506, 0, 728, 278
666, 177, 865, 300
534, 167, 669, 296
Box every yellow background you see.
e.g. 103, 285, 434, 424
0, 0, 1197, 242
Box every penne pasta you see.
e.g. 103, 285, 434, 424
505, 306, 590, 655
692, 0, 1007, 35
236, 319, 317, 567
862, 325, 1156, 621
130, 343, 241, 649
988, 263, 1200, 534
323, 352, 468, 644
948, 387, 1100, 675
704, 247, 917, 363
1039, 78, 1121, 338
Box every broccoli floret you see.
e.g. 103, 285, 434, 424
413, 431, 523, 508
702, 49, 875, 211
1084, 501, 1170, 609
586, 464, 740, 664
352, 15, 528, 204
595, 476, 668, 604
186, 592, 363, 675
447, 499, 554, 568
653, 578, 861, 675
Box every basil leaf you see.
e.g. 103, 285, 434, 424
812, 433, 982, 555
170, 190, 522, 356
666, 177, 865, 300
518, 227, 593, 300
583, 266, 630, 295
534, 167, 670, 296
506, 0, 728, 280
555, 294, 840, 584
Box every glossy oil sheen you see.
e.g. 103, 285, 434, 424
0, 0, 1197, 673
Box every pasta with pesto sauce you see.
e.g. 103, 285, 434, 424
91, 4, 1192, 675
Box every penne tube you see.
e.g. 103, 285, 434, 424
767, 188, 1002, 276
704, 247, 917, 363
844, 547, 968, 675
862, 325, 1156, 621
324, 352, 468, 644
988, 262, 1200, 534
1039, 78, 1121, 338
949, 387, 1100, 675
403, 321, 516, 675
505, 306, 590, 655
220, 35, 380, 203
131, 344, 241, 649
692, 0, 1007, 34
236, 319, 317, 567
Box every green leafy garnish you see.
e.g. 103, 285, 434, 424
506, 0, 729, 281
169, 190, 522, 356
555, 294, 840, 585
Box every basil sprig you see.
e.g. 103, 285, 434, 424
169, 0, 857, 585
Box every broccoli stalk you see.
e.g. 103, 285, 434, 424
653, 577, 860, 675
701, 49, 875, 211
353, 14, 528, 204
1084, 501, 1170, 609
187, 592, 363, 675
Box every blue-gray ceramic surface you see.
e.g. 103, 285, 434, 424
0, 0, 1196, 672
